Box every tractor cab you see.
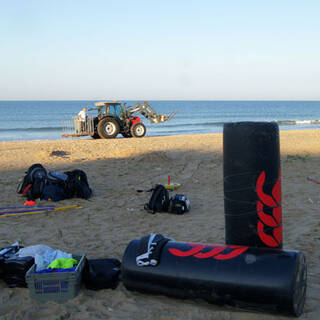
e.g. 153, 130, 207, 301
90, 102, 126, 120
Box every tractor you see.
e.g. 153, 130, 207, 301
62, 101, 177, 139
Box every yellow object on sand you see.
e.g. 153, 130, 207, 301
164, 183, 181, 191
0, 205, 83, 218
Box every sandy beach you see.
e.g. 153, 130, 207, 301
0, 130, 319, 320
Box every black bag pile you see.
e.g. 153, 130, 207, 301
17, 164, 92, 202
144, 184, 190, 214
0, 243, 34, 288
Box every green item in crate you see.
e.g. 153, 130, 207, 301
48, 258, 78, 269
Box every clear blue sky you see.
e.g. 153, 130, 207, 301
0, 0, 319, 100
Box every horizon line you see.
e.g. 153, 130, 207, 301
0, 98, 320, 102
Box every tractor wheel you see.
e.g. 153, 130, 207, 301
130, 123, 146, 138
97, 118, 120, 139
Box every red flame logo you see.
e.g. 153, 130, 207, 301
256, 171, 282, 247
169, 243, 248, 260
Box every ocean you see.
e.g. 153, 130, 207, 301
0, 100, 319, 141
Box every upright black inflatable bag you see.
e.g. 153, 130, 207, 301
223, 122, 282, 248
122, 238, 307, 316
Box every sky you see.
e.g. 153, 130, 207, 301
0, 0, 319, 100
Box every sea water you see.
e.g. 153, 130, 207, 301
0, 100, 319, 141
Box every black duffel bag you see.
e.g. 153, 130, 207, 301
83, 258, 121, 290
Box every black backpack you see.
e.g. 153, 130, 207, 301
17, 164, 47, 200
64, 169, 92, 199
144, 184, 169, 214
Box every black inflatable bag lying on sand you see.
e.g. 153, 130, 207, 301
122, 237, 307, 316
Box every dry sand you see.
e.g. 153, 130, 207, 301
0, 130, 319, 320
